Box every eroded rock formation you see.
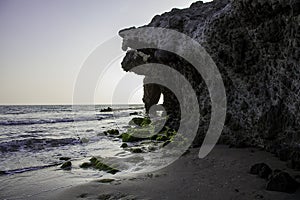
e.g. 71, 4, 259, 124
119, 0, 300, 166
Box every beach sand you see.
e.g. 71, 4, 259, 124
51, 145, 300, 200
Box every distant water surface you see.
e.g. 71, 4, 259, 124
0, 104, 144, 199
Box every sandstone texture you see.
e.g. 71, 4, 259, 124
119, 0, 300, 164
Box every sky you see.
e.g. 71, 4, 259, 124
0, 0, 211, 105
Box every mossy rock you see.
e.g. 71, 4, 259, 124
126, 126, 154, 139
129, 117, 151, 127
166, 129, 177, 137
121, 133, 143, 142
103, 129, 119, 136
88, 157, 119, 174
61, 161, 72, 170
156, 135, 168, 141
159, 126, 176, 137
149, 126, 177, 142
140, 118, 151, 126
121, 143, 128, 148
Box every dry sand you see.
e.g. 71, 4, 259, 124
51, 145, 300, 200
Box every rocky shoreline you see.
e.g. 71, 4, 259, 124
53, 145, 300, 199
119, 0, 300, 172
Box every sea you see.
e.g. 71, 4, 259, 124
0, 104, 148, 199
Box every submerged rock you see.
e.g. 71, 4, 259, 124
61, 161, 72, 170
103, 129, 119, 136
80, 137, 89, 143
100, 107, 112, 112
129, 112, 139, 116
120, 143, 128, 148
59, 157, 71, 161
121, 133, 144, 143
79, 162, 92, 168
130, 148, 143, 153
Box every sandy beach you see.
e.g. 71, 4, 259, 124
1, 0, 299, 200
51, 145, 300, 200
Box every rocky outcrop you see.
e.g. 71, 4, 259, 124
119, 0, 300, 157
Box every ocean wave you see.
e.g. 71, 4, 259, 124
0, 114, 112, 126
0, 163, 62, 176
0, 138, 80, 153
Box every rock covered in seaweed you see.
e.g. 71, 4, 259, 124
80, 157, 119, 174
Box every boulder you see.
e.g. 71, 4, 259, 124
250, 163, 272, 179
266, 171, 299, 193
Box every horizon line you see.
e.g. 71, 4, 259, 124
0, 103, 144, 106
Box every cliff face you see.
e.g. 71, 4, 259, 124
119, 0, 300, 167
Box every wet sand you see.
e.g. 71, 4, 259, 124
50, 145, 300, 200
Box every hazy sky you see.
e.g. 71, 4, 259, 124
0, 0, 210, 105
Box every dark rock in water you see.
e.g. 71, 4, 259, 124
80, 157, 119, 174
129, 112, 139, 116
0, 171, 6, 176
130, 148, 143, 153
77, 193, 88, 198
61, 161, 72, 170
250, 163, 272, 179
100, 107, 112, 112
103, 129, 119, 136
266, 171, 299, 193
119, 0, 300, 156
59, 157, 71, 161
120, 143, 128, 148
80, 162, 92, 168
121, 133, 144, 143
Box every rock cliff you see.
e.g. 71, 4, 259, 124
119, 0, 300, 168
